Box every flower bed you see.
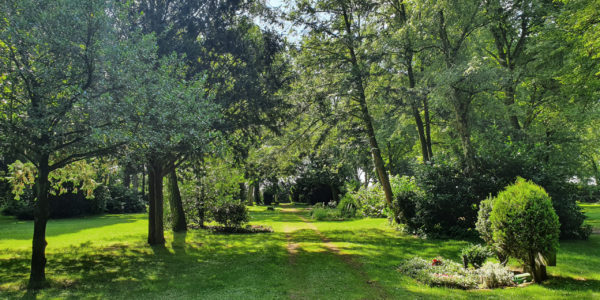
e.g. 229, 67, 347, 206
398, 257, 516, 290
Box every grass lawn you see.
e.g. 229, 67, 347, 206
0, 204, 599, 299
581, 203, 600, 232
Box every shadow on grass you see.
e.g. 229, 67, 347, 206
1, 229, 292, 299
542, 276, 600, 292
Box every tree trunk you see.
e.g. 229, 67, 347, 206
412, 102, 430, 162
141, 166, 146, 197
147, 161, 165, 245
330, 184, 339, 203
239, 182, 247, 203
451, 90, 476, 173
28, 155, 50, 289
406, 51, 430, 163
504, 85, 521, 130
341, 6, 394, 208
123, 163, 132, 189
424, 98, 433, 160
167, 168, 187, 232
132, 172, 139, 192
253, 180, 260, 205
387, 142, 396, 176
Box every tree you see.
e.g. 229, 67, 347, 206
0, 0, 132, 288
418, 0, 489, 172
128, 0, 289, 237
121, 47, 218, 245
378, 0, 434, 163
289, 0, 395, 208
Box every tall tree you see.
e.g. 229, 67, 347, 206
128, 0, 289, 237
289, 0, 395, 208
379, 0, 434, 163
483, 0, 555, 131
421, 0, 488, 172
0, 0, 131, 288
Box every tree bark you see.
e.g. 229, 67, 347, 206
148, 161, 165, 245
28, 154, 50, 289
253, 180, 260, 205
406, 47, 430, 163
504, 85, 521, 130
167, 168, 187, 232
451, 90, 476, 173
424, 98, 433, 160
141, 166, 146, 197
239, 182, 247, 203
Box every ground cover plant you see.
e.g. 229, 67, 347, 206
0, 204, 598, 299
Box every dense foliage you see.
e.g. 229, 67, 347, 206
0, 0, 598, 290
486, 178, 560, 282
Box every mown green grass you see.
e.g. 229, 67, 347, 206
0, 204, 598, 299
581, 203, 600, 231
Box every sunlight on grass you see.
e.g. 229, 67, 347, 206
581, 203, 600, 231
0, 204, 598, 299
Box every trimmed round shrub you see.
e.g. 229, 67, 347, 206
489, 177, 560, 282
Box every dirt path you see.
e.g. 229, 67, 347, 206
281, 208, 390, 299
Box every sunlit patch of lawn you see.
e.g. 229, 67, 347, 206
0, 202, 598, 299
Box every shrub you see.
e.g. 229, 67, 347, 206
337, 194, 358, 218
1, 189, 35, 220
475, 196, 493, 244
398, 257, 479, 289
310, 207, 342, 221
461, 244, 493, 269
488, 177, 560, 282
476, 197, 509, 264
389, 176, 423, 227
210, 201, 249, 228
105, 185, 145, 213
411, 162, 497, 237
353, 184, 387, 218
477, 262, 515, 289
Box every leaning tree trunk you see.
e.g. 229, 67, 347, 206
341, 6, 394, 208
359, 92, 393, 207
167, 168, 187, 232
148, 161, 165, 245
28, 154, 50, 289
